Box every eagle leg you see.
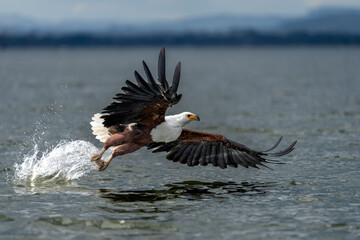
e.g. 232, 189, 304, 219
90, 146, 108, 170
91, 132, 131, 169
97, 143, 143, 171
91, 146, 107, 162
97, 156, 113, 171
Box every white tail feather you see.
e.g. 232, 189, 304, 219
90, 113, 118, 151
91, 113, 110, 143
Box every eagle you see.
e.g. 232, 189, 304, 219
90, 47, 296, 171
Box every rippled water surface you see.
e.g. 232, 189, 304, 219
0, 47, 359, 239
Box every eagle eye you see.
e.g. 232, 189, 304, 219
187, 114, 191, 117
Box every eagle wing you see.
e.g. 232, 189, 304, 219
147, 129, 297, 169
101, 47, 182, 128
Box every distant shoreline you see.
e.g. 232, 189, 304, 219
2, 31, 360, 48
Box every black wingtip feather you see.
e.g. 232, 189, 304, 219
170, 61, 181, 95
258, 162, 273, 170
134, 71, 155, 95
187, 145, 198, 166
268, 140, 297, 157
142, 60, 162, 94
191, 144, 203, 166
263, 136, 283, 152
158, 47, 169, 91
218, 142, 227, 169
179, 145, 193, 164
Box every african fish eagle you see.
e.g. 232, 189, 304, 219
90, 47, 296, 171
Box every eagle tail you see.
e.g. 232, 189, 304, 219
90, 113, 111, 143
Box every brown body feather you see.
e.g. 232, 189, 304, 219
178, 128, 227, 142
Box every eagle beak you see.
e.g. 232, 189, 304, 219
188, 114, 200, 121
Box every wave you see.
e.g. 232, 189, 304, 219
14, 140, 99, 184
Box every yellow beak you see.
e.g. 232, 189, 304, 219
188, 114, 200, 121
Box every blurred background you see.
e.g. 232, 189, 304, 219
1, 1, 360, 240
1, 0, 360, 46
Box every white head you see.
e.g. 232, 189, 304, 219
152, 112, 200, 142
166, 111, 200, 127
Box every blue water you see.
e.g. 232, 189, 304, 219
0, 47, 359, 239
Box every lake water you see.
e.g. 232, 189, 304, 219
0, 47, 359, 239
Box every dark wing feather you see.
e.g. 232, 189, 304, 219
101, 47, 182, 127
169, 62, 181, 96
147, 129, 297, 169
158, 47, 169, 91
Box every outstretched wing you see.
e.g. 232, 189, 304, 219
101, 47, 182, 127
147, 129, 297, 169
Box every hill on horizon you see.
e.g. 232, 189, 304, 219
1, 6, 360, 36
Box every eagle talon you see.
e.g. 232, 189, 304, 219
93, 159, 105, 169
91, 154, 100, 162
91, 147, 106, 162
97, 160, 111, 171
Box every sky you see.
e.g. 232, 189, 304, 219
1, 0, 360, 23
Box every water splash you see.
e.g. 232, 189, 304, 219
14, 140, 98, 183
